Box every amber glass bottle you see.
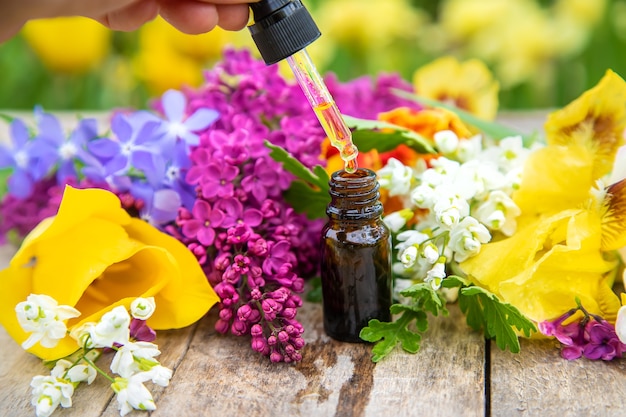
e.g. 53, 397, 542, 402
320, 168, 392, 342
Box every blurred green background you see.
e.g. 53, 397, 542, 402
0, 0, 624, 111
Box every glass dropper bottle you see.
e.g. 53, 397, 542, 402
248, 0, 359, 173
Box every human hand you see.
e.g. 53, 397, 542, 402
1, 0, 257, 43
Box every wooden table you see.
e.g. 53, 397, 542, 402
1, 114, 626, 417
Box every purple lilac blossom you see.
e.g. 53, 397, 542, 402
539, 306, 626, 361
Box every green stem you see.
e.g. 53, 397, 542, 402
82, 356, 115, 383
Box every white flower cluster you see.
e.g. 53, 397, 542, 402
17, 295, 171, 417
379, 131, 532, 292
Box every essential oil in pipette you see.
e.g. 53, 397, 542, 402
313, 101, 359, 173
320, 168, 392, 342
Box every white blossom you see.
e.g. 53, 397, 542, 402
480, 135, 530, 171
421, 243, 440, 264
456, 134, 483, 162
112, 374, 157, 416
130, 297, 156, 320
111, 341, 161, 378
474, 190, 521, 236
400, 246, 419, 268
616, 305, 626, 344
70, 322, 97, 349
30, 376, 74, 417
383, 209, 413, 233
429, 157, 461, 177
51, 359, 97, 385
425, 261, 446, 290
410, 184, 437, 208
144, 365, 173, 387
395, 230, 429, 253
15, 294, 80, 350
89, 306, 131, 348
449, 217, 491, 262
433, 195, 470, 227
434, 130, 459, 154
455, 159, 505, 200
377, 158, 414, 196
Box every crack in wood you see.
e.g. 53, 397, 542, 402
334, 346, 375, 417
294, 339, 337, 404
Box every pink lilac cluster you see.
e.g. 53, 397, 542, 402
539, 305, 626, 361
158, 49, 419, 362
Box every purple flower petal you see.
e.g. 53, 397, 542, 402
37, 113, 64, 146
104, 154, 129, 176
88, 138, 120, 159
10, 118, 30, 147
163, 89, 186, 122
8, 170, 34, 199
0, 146, 15, 167
111, 114, 132, 142
184, 108, 219, 131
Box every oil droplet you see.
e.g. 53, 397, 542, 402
313, 101, 359, 173
345, 158, 357, 173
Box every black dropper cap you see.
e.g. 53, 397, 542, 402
248, 0, 321, 65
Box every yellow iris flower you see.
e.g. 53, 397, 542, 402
0, 187, 218, 360
460, 70, 626, 326
413, 56, 499, 121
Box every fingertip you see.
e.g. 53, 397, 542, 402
100, 0, 159, 32
159, 0, 219, 35
216, 4, 251, 31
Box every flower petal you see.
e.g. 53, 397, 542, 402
545, 70, 626, 179
124, 219, 219, 329
183, 108, 219, 132
601, 179, 626, 251
162, 90, 185, 123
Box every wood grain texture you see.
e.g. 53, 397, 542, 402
149, 301, 484, 417
490, 338, 626, 417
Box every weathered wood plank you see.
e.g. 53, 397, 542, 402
490, 338, 626, 417
151, 301, 484, 417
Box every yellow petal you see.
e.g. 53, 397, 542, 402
413, 56, 499, 120
22, 17, 111, 74
460, 210, 579, 292
461, 210, 620, 323
601, 179, 626, 250
513, 144, 594, 217
0, 186, 218, 360
544, 69, 626, 179
125, 218, 219, 329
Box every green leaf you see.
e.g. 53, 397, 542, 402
0, 113, 15, 124
458, 285, 536, 353
391, 89, 532, 145
399, 283, 446, 316
344, 115, 436, 154
265, 141, 330, 219
265, 141, 328, 189
0, 168, 11, 199
441, 274, 469, 288
305, 277, 323, 303
283, 181, 329, 220
360, 309, 427, 362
